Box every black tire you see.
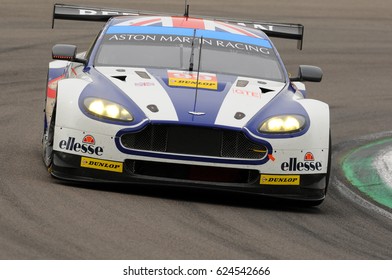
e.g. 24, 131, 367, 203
42, 107, 56, 169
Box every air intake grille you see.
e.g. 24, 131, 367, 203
120, 125, 267, 160
124, 160, 260, 184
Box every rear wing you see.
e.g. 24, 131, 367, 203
52, 3, 304, 49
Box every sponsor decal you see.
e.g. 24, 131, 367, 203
83, 135, 95, 144
108, 34, 158, 42
168, 70, 218, 90
78, 9, 134, 16
106, 34, 271, 55
233, 89, 261, 99
304, 152, 315, 161
134, 82, 155, 87
260, 174, 300, 186
81, 157, 123, 173
79, 12, 280, 34
58, 135, 104, 156
281, 152, 322, 172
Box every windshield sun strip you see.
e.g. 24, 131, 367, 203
106, 26, 272, 49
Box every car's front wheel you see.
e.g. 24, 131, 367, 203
42, 108, 56, 169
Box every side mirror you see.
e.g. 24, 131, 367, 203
291, 65, 323, 82
52, 44, 87, 64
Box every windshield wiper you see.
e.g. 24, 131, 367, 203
189, 29, 197, 71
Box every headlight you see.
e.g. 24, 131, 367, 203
84, 98, 133, 122
259, 115, 306, 133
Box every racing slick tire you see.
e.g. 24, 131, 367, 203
42, 107, 56, 169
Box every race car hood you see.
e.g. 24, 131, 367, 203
92, 66, 286, 129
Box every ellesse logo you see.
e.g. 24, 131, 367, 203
59, 135, 104, 156
304, 152, 314, 161
83, 135, 95, 145
281, 152, 322, 172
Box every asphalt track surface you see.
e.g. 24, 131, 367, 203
1, 0, 392, 259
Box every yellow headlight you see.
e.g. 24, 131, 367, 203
259, 115, 305, 133
283, 116, 301, 130
84, 98, 133, 122
105, 104, 120, 119
267, 118, 284, 131
88, 100, 105, 115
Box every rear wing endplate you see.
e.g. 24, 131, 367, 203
52, 3, 304, 49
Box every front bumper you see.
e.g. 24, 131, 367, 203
51, 151, 327, 202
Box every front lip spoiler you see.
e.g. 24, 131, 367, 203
50, 151, 327, 204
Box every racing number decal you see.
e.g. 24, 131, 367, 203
168, 70, 218, 90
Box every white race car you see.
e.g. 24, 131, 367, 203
43, 4, 330, 206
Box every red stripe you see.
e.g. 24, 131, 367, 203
46, 75, 65, 99
171, 16, 205, 29
132, 18, 161, 26
218, 22, 258, 37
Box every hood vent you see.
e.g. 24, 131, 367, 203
236, 80, 249, 87
234, 112, 246, 120
135, 71, 151, 79
110, 72, 152, 81
147, 104, 159, 113
259, 87, 274, 94
112, 75, 127, 81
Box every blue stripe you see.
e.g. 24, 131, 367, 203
48, 68, 66, 81
106, 26, 272, 48
145, 68, 237, 125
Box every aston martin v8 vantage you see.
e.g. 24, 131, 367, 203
43, 4, 330, 205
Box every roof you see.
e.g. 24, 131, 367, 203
52, 4, 304, 49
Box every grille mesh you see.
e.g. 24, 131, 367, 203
120, 125, 267, 160
121, 125, 167, 152
221, 130, 267, 159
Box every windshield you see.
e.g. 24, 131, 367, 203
95, 28, 285, 82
